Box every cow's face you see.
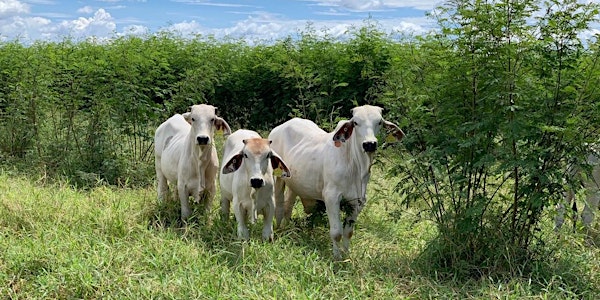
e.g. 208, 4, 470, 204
333, 105, 405, 153
222, 138, 290, 188
184, 104, 231, 146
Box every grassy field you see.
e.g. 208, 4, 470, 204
1, 166, 599, 299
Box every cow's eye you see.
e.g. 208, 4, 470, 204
243, 153, 248, 158
378, 120, 383, 126
191, 118, 195, 122
352, 121, 358, 126
210, 118, 215, 122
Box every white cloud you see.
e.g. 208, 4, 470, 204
77, 6, 94, 15
380, 0, 441, 11
340, 0, 384, 11
315, 8, 350, 16
387, 19, 433, 35
312, 0, 440, 12
159, 10, 434, 44
121, 24, 149, 36
164, 20, 203, 35
0, 15, 49, 41
57, 8, 116, 37
0, 0, 29, 18
221, 16, 288, 40
171, 0, 253, 8
23, 0, 56, 4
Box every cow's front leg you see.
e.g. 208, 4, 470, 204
324, 195, 344, 260
341, 198, 360, 255
220, 194, 231, 221
179, 183, 192, 220
274, 178, 286, 228
201, 181, 216, 214
261, 197, 275, 242
233, 197, 250, 240
283, 188, 297, 222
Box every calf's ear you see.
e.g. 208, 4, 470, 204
214, 117, 232, 136
270, 151, 291, 178
383, 120, 405, 142
222, 153, 243, 174
333, 120, 354, 147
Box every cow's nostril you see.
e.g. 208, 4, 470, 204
197, 136, 209, 145
362, 141, 377, 152
250, 178, 264, 188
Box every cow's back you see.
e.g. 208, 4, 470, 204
154, 114, 190, 158
155, 114, 191, 182
269, 118, 326, 156
269, 118, 329, 200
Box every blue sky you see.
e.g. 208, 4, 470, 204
0, 0, 440, 42
1, 1, 599, 43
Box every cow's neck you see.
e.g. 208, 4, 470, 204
346, 138, 375, 200
185, 135, 210, 169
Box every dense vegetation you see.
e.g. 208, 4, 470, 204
1, 0, 600, 294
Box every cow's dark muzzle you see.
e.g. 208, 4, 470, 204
250, 178, 264, 188
362, 141, 377, 152
197, 136, 210, 145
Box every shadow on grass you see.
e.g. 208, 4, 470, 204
362, 204, 600, 298
406, 231, 600, 298
0, 202, 36, 235
141, 196, 342, 265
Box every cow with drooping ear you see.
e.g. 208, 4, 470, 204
154, 104, 231, 220
333, 106, 405, 152
220, 129, 290, 241
269, 105, 404, 259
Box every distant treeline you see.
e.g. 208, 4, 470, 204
0, 22, 412, 187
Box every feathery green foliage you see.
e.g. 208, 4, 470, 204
387, 0, 600, 275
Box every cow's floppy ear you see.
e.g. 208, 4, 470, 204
182, 112, 192, 124
214, 117, 232, 136
222, 153, 243, 174
269, 150, 291, 178
383, 119, 405, 142
333, 120, 354, 147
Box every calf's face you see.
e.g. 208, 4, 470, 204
222, 138, 290, 188
183, 104, 231, 146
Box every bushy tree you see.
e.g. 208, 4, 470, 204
387, 0, 600, 276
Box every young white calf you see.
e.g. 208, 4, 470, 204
154, 104, 231, 219
220, 129, 290, 241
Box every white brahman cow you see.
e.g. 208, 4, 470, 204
269, 105, 405, 259
220, 129, 290, 241
154, 104, 231, 219
555, 150, 600, 233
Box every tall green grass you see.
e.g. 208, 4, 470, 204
1, 168, 599, 299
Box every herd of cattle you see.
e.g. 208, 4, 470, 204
153, 103, 599, 259
154, 104, 404, 259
